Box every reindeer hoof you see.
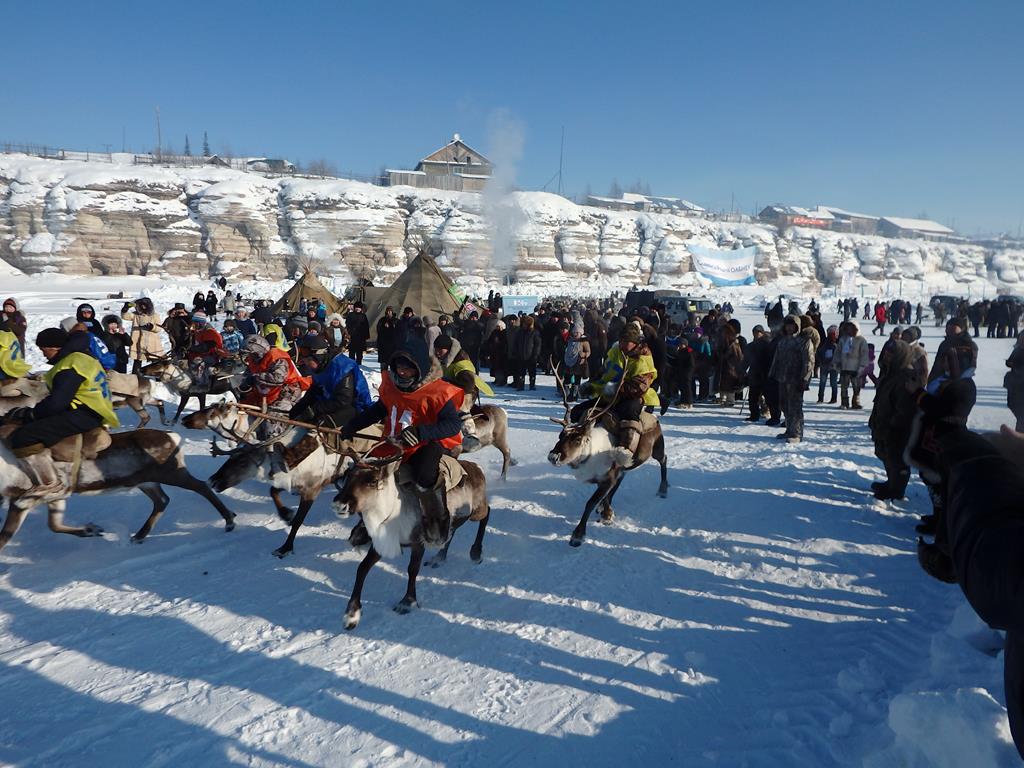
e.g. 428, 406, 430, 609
393, 598, 418, 615
510, 458, 519, 466
657, 485, 669, 499
272, 546, 292, 559
224, 517, 236, 533
569, 535, 584, 547
129, 533, 146, 544
343, 609, 361, 630
470, 545, 483, 563
83, 524, 104, 538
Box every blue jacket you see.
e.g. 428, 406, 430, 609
88, 333, 118, 370
313, 353, 372, 412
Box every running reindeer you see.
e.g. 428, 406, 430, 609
332, 443, 490, 630
141, 357, 245, 425
455, 403, 514, 480
0, 427, 236, 551
184, 401, 381, 558
0, 375, 166, 428
547, 363, 669, 547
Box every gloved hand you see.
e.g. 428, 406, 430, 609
121, 301, 133, 313
399, 426, 420, 448
141, 323, 154, 331
292, 407, 315, 424
4, 406, 33, 423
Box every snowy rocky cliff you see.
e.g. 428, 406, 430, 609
2, 153, 1022, 292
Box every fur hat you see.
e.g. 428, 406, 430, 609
36, 327, 69, 348
191, 311, 209, 325
242, 334, 271, 357
620, 325, 644, 345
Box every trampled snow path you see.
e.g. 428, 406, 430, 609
0, 287, 1020, 766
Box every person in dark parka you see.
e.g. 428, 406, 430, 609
375, 306, 400, 369
932, 425, 1024, 760
344, 301, 371, 365
867, 340, 919, 499
744, 325, 772, 421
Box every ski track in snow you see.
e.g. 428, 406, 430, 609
0, 281, 1020, 767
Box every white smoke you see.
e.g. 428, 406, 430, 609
482, 109, 526, 281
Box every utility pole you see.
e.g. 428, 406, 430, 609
155, 106, 162, 162
121, 126, 126, 153
557, 126, 564, 196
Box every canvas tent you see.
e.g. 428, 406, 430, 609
271, 271, 346, 316
365, 253, 465, 339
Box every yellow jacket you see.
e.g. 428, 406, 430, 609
43, 352, 120, 427
262, 324, 290, 351
0, 329, 31, 379
590, 343, 660, 407
445, 358, 494, 396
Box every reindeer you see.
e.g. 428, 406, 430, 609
141, 357, 245, 424
332, 446, 489, 630
547, 365, 669, 547
184, 402, 380, 558
0, 375, 166, 428
455, 403, 515, 480
0, 428, 236, 552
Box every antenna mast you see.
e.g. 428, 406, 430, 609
558, 126, 565, 195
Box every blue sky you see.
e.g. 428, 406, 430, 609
1, 1, 1021, 235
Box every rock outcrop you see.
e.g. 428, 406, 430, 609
2, 154, 1021, 293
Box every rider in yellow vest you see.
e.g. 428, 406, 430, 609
4, 327, 119, 499
573, 324, 659, 459
0, 322, 31, 381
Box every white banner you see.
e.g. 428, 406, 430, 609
687, 245, 757, 286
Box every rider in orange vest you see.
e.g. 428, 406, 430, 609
240, 334, 310, 432
342, 336, 464, 545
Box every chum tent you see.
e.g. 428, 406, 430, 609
271, 270, 346, 317
365, 253, 465, 338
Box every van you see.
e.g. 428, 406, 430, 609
663, 296, 714, 325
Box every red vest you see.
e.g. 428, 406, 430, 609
242, 347, 310, 405
188, 327, 227, 360
377, 371, 464, 457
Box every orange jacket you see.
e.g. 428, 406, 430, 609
242, 347, 310, 406
377, 372, 464, 457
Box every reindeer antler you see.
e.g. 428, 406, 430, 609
210, 427, 294, 457
585, 372, 625, 426
549, 357, 570, 426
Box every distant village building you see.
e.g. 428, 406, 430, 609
877, 216, 956, 241
245, 157, 295, 174
758, 205, 834, 229
587, 192, 705, 215
822, 206, 880, 235
386, 134, 492, 192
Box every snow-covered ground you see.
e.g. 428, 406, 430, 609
0, 276, 1020, 767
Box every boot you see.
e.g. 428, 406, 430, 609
917, 537, 956, 583
816, 394, 824, 404
851, 395, 863, 410
413, 483, 450, 547
828, 392, 838, 404
614, 420, 643, 465
13, 444, 63, 499
840, 394, 850, 410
